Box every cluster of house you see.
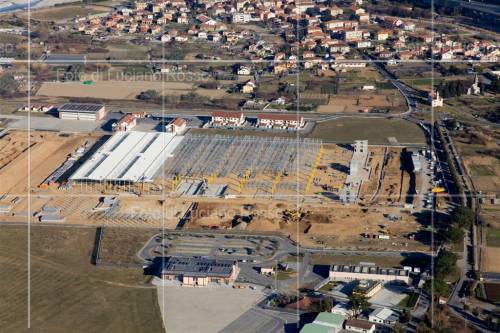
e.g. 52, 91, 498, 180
112, 112, 187, 134
300, 311, 397, 333
18, 104, 55, 113
75, 0, 498, 71
211, 111, 306, 130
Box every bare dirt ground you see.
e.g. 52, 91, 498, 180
454, 128, 500, 194
186, 200, 427, 251
0, 131, 90, 194
483, 247, 500, 273
370, 148, 408, 205
317, 94, 405, 113
37, 80, 227, 100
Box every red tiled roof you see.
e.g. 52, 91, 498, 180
117, 114, 136, 124
257, 113, 302, 121
170, 117, 186, 126
345, 319, 374, 330
212, 111, 243, 118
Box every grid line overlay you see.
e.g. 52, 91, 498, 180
18, 0, 483, 330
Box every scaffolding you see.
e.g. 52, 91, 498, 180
162, 134, 322, 193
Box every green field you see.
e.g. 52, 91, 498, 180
487, 228, 500, 247
308, 118, 427, 144
0, 225, 164, 333
398, 292, 420, 309
27, 5, 109, 21
310, 254, 405, 267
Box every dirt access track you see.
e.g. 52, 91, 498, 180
0, 130, 95, 194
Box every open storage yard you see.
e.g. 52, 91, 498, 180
0, 225, 164, 332
0, 130, 94, 194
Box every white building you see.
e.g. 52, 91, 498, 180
166, 118, 187, 135
232, 12, 251, 23
70, 131, 184, 183
58, 103, 106, 121
112, 114, 137, 132
428, 91, 443, 107
211, 111, 245, 127
368, 308, 399, 326
237, 66, 251, 75
329, 264, 410, 284
300, 312, 345, 333
257, 114, 305, 130
331, 302, 354, 318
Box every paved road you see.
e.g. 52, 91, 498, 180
220, 307, 299, 333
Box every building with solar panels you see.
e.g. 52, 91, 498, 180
158, 257, 240, 287
58, 103, 106, 121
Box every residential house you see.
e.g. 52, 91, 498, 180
211, 111, 245, 127
344, 319, 375, 333
368, 308, 399, 326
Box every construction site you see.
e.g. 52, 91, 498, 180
0, 129, 428, 250
62, 133, 339, 198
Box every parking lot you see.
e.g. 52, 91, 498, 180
369, 283, 409, 307
157, 285, 264, 333
139, 231, 282, 263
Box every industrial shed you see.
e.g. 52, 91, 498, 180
69, 131, 184, 184
58, 103, 106, 121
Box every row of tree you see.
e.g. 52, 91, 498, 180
443, 206, 475, 244
437, 80, 474, 98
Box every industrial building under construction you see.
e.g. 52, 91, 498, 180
67, 131, 325, 196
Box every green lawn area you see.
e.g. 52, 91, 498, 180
487, 228, 500, 247
469, 164, 496, 177
309, 254, 405, 267
318, 281, 339, 293
308, 118, 426, 144
276, 270, 296, 280
398, 292, 420, 309
0, 225, 164, 333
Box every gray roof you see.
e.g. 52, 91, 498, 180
160, 257, 235, 278
59, 103, 104, 113
331, 264, 409, 277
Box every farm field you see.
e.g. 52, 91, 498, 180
483, 207, 500, 273
36, 80, 225, 100
98, 227, 161, 265
0, 225, 164, 332
317, 93, 405, 113
308, 118, 426, 145
453, 127, 500, 193
310, 253, 406, 268
22, 5, 109, 21
483, 283, 500, 304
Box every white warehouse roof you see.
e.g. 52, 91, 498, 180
70, 131, 183, 183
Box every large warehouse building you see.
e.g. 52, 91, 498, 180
70, 131, 183, 183
329, 264, 410, 284
58, 103, 106, 121
158, 257, 240, 287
